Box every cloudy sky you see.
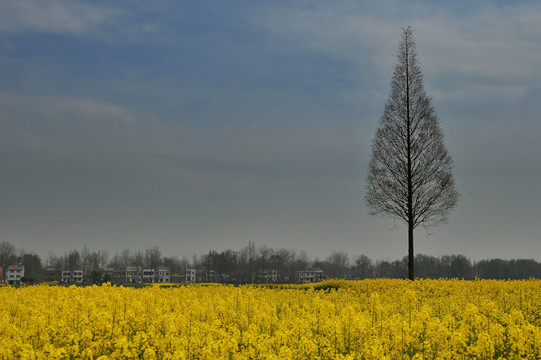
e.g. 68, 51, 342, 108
1, 0, 540, 262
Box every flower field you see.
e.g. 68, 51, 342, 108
1, 279, 541, 359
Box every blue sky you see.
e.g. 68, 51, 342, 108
1, 0, 540, 262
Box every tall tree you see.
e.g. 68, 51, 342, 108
0, 241, 17, 269
353, 254, 373, 279
325, 251, 350, 279
144, 246, 162, 269
20, 253, 43, 282
366, 27, 459, 280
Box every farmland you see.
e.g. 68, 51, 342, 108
1, 279, 541, 359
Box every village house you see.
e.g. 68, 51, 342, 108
6, 264, 25, 285
109, 266, 171, 285
185, 268, 217, 283
202, 270, 216, 282
185, 268, 196, 283
155, 267, 171, 283
257, 269, 280, 283
125, 266, 143, 284
113, 268, 126, 284
61, 270, 83, 284
36, 263, 329, 286
44, 267, 61, 282
102, 268, 114, 283
142, 268, 155, 283
296, 269, 324, 283
170, 273, 184, 283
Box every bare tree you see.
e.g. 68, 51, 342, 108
120, 249, 132, 267
20, 253, 43, 282
85, 249, 109, 271
66, 250, 81, 271
81, 245, 90, 276
0, 241, 17, 269
258, 244, 272, 270
325, 251, 350, 279
239, 242, 258, 283
366, 26, 459, 280
144, 246, 162, 269
353, 254, 373, 279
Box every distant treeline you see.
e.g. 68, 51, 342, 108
2, 240, 541, 283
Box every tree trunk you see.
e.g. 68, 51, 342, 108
405, 30, 414, 281
408, 223, 414, 280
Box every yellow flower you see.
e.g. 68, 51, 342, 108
2, 279, 541, 358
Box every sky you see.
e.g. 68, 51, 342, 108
1, 0, 540, 262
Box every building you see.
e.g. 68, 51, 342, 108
73, 270, 83, 283
217, 272, 230, 283
296, 269, 324, 283
61, 271, 71, 283
155, 267, 171, 283
44, 267, 61, 282
113, 269, 126, 284
125, 266, 142, 284
142, 268, 156, 283
102, 268, 114, 283
202, 270, 216, 282
185, 268, 196, 283
61, 270, 83, 284
6, 264, 25, 285
170, 273, 184, 283
139, 267, 171, 283
258, 269, 280, 283
111, 266, 146, 285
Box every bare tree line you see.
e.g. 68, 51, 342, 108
2, 241, 541, 283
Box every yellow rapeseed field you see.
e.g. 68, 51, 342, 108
1, 279, 541, 359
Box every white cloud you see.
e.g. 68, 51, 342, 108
415, 9, 541, 81
254, 3, 398, 69
0, 0, 122, 35
254, 1, 541, 102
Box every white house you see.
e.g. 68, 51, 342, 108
142, 268, 155, 283
296, 269, 324, 283
61, 270, 83, 283
73, 270, 83, 283
185, 268, 196, 283
6, 264, 25, 285
156, 267, 171, 283
125, 266, 142, 284
258, 269, 280, 283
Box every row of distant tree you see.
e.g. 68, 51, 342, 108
2, 240, 541, 283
